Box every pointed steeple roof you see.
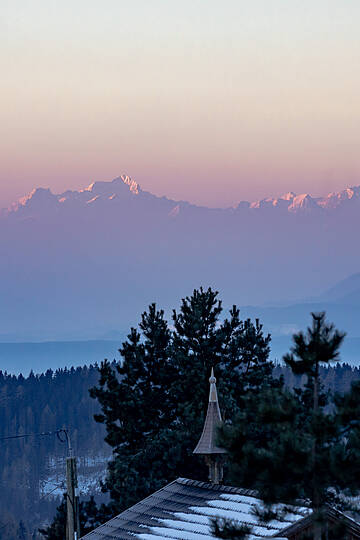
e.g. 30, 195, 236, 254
193, 368, 227, 455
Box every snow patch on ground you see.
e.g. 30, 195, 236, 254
40, 454, 110, 498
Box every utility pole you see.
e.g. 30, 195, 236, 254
64, 431, 80, 540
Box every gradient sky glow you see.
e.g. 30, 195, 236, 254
1, 0, 360, 208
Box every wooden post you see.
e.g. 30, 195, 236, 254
205, 455, 225, 485
66, 456, 80, 540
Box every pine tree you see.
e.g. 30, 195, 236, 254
39, 496, 67, 539
39, 494, 110, 539
283, 312, 345, 539
171, 289, 274, 423
89, 302, 175, 509
218, 312, 360, 540
90, 288, 274, 515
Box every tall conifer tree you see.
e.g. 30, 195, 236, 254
283, 312, 345, 540
218, 313, 360, 540
90, 303, 175, 510
90, 288, 273, 513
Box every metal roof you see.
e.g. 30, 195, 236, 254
81, 477, 310, 540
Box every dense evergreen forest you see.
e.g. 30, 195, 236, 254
0, 359, 359, 537
0, 364, 110, 538
273, 362, 360, 395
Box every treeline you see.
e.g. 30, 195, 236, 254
274, 362, 360, 395
0, 355, 359, 536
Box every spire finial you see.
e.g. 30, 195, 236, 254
209, 367, 218, 404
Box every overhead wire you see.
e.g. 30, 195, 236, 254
38, 482, 66, 502
0, 428, 69, 442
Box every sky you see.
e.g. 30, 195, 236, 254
1, 0, 360, 208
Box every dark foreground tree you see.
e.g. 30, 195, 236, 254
283, 312, 346, 540
218, 312, 360, 540
92, 288, 274, 513
39, 495, 110, 539
90, 302, 176, 510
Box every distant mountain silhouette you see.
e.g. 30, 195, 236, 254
240, 271, 360, 365
5, 175, 360, 217
1, 175, 360, 343
318, 273, 360, 304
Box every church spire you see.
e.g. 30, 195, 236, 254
193, 368, 227, 484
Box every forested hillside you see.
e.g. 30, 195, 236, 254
0, 364, 111, 538
273, 362, 360, 394
0, 361, 359, 537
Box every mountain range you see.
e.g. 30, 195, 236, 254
1, 176, 360, 360
4, 176, 360, 215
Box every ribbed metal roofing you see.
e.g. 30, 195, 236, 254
81, 478, 310, 540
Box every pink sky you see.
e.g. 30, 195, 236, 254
1, 0, 360, 208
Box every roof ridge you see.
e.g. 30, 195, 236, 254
175, 477, 257, 496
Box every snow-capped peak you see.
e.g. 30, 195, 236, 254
249, 191, 298, 210
317, 186, 360, 209
10, 187, 58, 212
121, 174, 140, 195
280, 191, 296, 201
84, 175, 140, 196
288, 193, 317, 212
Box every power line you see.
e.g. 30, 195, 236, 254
39, 482, 66, 502
0, 428, 67, 442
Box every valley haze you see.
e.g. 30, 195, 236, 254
1, 175, 360, 371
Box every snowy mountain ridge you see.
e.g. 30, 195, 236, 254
247, 186, 360, 213
4, 175, 360, 217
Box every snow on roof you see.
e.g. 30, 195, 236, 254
81, 478, 310, 540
